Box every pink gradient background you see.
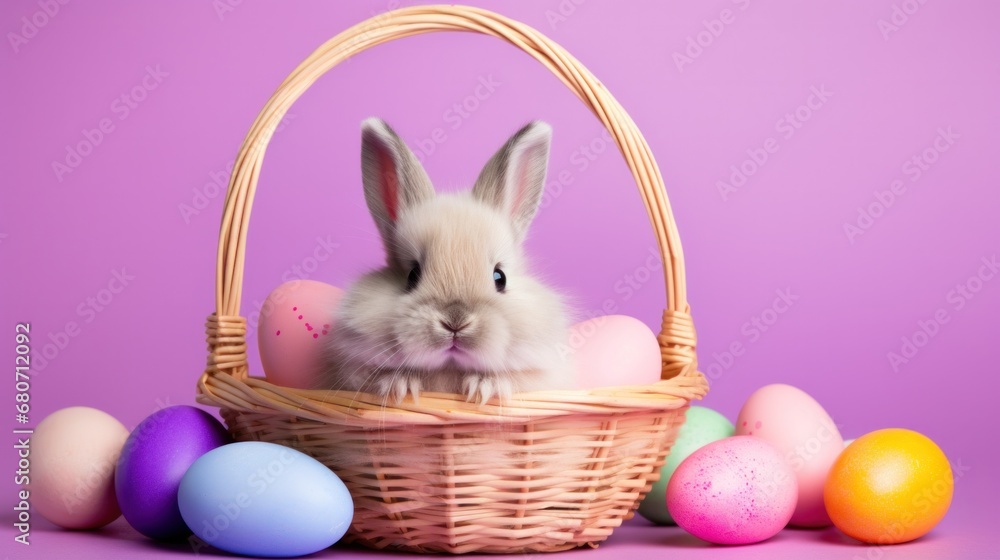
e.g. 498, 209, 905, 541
2, 1, 997, 558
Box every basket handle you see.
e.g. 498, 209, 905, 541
203, 4, 697, 384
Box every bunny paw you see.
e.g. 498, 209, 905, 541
463, 374, 514, 406
376, 373, 422, 405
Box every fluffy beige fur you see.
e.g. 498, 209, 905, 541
320, 118, 571, 405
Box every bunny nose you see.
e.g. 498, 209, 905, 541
441, 302, 470, 335
440, 319, 470, 335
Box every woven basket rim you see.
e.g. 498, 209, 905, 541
198, 371, 708, 426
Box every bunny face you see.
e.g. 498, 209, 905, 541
391, 195, 521, 371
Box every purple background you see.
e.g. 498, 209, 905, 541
2, 0, 997, 558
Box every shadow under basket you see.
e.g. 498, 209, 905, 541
196, 5, 708, 554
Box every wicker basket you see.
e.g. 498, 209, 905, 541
196, 4, 707, 554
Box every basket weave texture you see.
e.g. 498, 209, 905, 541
196, 4, 707, 554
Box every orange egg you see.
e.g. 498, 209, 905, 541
824, 428, 952, 544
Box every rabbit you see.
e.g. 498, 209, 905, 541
319, 117, 571, 406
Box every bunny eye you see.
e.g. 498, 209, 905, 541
406, 262, 421, 292
493, 267, 506, 293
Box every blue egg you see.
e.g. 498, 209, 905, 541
178, 442, 353, 557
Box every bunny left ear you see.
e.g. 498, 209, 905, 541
472, 121, 552, 242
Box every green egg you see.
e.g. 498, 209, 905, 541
637, 405, 735, 525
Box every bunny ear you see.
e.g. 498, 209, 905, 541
472, 121, 552, 242
360, 118, 435, 264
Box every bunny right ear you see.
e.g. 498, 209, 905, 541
472, 121, 552, 243
360, 118, 435, 266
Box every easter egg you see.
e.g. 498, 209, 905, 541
569, 315, 662, 389
736, 384, 843, 527
825, 428, 952, 544
638, 406, 734, 524
258, 280, 343, 389
667, 436, 797, 545
115, 406, 230, 540
178, 441, 353, 557
31, 407, 129, 529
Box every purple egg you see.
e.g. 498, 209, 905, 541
115, 406, 230, 540
666, 436, 797, 545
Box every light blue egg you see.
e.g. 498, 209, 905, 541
178, 441, 353, 557
638, 406, 734, 525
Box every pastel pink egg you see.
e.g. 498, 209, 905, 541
31, 407, 130, 529
258, 280, 343, 389
735, 384, 844, 527
569, 315, 662, 389
667, 436, 797, 545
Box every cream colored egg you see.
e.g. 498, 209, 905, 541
31, 407, 129, 529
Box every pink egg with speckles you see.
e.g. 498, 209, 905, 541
258, 280, 343, 389
735, 384, 843, 527
667, 436, 797, 545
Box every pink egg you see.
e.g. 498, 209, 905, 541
568, 315, 662, 389
258, 280, 343, 389
735, 384, 844, 527
667, 436, 797, 545
31, 407, 130, 529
